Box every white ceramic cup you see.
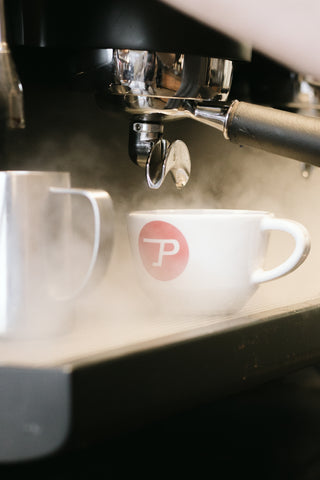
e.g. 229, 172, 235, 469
127, 209, 311, 315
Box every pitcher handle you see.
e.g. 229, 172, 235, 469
50, 187, 114, 300
251, 217, 310, 285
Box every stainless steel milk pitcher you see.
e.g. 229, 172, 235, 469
0, 171, 114, 338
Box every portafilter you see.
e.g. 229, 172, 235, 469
92, 49, 320, 189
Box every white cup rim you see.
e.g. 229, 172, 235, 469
128, 209, 271, 217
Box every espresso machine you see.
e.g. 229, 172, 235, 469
3, 0, 320, 472
5, 0, 320, 189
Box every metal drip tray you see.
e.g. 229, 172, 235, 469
1, 292, 320, 463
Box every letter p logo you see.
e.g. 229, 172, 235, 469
139, 221, 189, 280
143, 238, 180, 267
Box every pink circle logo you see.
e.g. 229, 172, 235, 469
139, 221, 189, 281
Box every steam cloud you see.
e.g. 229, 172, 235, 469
0, 85, 319, 365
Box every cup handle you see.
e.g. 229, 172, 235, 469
50, 186, 114, 300
251, 217, 310, 285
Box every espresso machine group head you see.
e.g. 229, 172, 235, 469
5, 0, 320, 188
111, 50, 233, 189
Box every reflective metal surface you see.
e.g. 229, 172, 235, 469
129, 120, 191, 189
0, 171, 114, 339
146, 138, 191, 189
285, 75, 320, 114
0, 0, 24, 128
285, 75, 320, 177
111, 49, 233, 113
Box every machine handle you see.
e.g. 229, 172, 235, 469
227, 101, 320, 167
251, 217, 310, 285
50, 187, 114, 300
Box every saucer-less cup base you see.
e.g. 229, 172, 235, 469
127, 209, 310, 316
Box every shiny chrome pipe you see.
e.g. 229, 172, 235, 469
0, 0, 25, 129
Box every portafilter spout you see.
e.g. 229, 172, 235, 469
128, 119, 191, 189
